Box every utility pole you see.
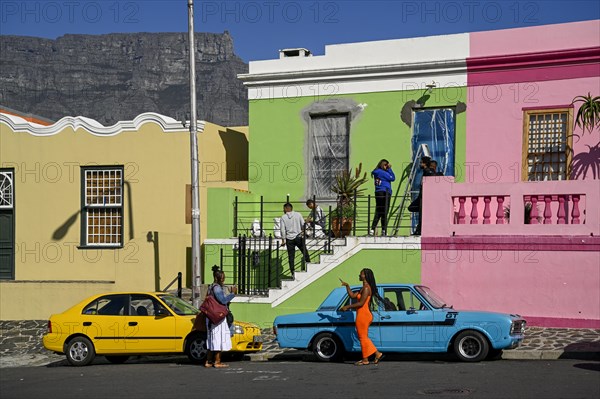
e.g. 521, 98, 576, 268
188, 0, 202, 307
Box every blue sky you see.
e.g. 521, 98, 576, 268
1, 0, 599, 62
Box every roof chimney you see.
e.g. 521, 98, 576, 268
279, 48, 312, 59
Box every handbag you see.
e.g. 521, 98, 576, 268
226, 310, 234, 327
193, 312, 207, 332
200, 288, 229, 324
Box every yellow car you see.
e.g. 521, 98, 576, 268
42, 292, 262, 366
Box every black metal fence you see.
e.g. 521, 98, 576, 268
218, 231, 335, 297
223, 194, 418, 296
233, 194, 416, 239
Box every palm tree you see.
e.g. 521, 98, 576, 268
331, 163, 368, 217
572, 93, 600, 134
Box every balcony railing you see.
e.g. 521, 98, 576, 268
233, 194, 416, 238
422, 177, 599, 236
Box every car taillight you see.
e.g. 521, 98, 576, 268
47, 320, 52, 333
272, 325, 277, 336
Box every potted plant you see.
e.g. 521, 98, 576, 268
330, 163, 368, 237
572, 92, 600, 134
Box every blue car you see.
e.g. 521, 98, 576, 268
273, 284, 526, 362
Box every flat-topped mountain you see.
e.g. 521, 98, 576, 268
0, 32, 248, 126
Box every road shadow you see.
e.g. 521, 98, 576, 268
559, 341, 600, 360
572, 362, 600, 372
269, 350, 461, 363
45, 353, 253, 368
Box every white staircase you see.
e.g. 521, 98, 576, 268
232, 236, 421, 307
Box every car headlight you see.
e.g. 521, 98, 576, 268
233, 324, 244, 335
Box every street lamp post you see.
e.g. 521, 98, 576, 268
187, 0, 202, 307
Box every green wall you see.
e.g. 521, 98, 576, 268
223, 248, 422, 330
248, 88, 467, 202
206, 188, 261, 239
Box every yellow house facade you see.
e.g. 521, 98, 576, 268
0, 112, 248, 320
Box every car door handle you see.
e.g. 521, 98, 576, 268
380, 315, 391, 320
83, 322, 92, 326
128, 322, 138, 326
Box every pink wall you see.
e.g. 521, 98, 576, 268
466, 76, 599, 184
422, 249, 600, 328
470, 20, 600, 57
420, 177, 600, 327
417, 21, 600, 329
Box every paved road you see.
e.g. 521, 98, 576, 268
1, 357, 598, 399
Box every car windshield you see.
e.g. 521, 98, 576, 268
158, 294, 199, 315
415, 286, 447, 309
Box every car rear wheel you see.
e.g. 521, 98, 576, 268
105, 356, 130, 364
66, 336, 96, 366
186, 332, 208, 364
453, 330, 489, 362
312, 332, 343, 362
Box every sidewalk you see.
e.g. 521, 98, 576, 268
1, 327, 598, 368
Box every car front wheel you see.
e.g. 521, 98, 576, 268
312, 332, 343, 362
186, 332, 208, 364
66, 336, 96, 366
453, 330, 489, 362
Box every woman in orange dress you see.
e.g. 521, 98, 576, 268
340, 268, 385, 366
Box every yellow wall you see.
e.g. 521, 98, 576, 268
0, 116, 247, 320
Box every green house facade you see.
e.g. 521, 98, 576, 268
205, 33, 471, 327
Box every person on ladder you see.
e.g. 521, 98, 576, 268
409, 156, 433, 235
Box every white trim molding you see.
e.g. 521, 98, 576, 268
0, 112, 204, 136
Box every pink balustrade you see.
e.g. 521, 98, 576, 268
422, 177, 599, 236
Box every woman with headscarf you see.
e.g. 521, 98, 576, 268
205, 265, 236, 368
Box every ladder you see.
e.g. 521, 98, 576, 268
389, 144, 430, 236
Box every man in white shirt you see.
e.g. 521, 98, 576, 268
280, 202, 311, 276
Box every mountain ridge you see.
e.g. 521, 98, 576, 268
0, 31, 248, 126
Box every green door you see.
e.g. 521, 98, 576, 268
0, 170, 15, 280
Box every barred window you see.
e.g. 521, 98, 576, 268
0, 171, 13, 209
309, 114, 349, 200
522, 108, 573, 181
82, 167, 123, 247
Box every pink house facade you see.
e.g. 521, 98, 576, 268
421, 21, 600, 328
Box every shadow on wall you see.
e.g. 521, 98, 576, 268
52, 181, 135, 241
219, 129, 249, 181
400, 100, 466, 128
570, 141, 600, 180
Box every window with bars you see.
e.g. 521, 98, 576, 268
81, 167, 123, 247
0, 171, 14, 209
522, 108, 573, 181
309, 114, 349, 200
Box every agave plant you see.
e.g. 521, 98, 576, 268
572, 92, 600, 134
331, 163, 368, 217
